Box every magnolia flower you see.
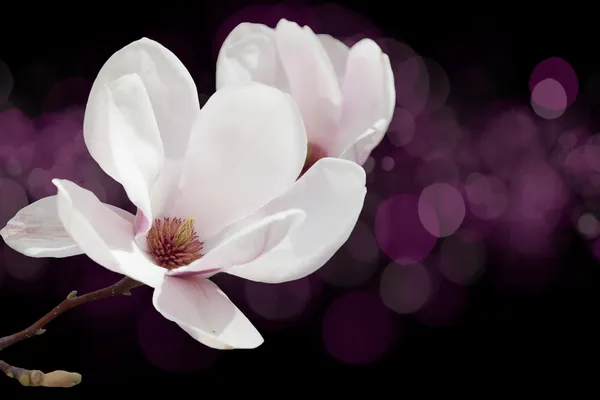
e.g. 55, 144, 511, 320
0, 38, 367, 350
216, 18, 396, 170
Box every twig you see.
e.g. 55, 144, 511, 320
0, 276, 142, 352
0, 359, 82, 387
0, 276, 142, 388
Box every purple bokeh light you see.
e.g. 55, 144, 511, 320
386, 106, 416, 147
577, 212, 599, 238
531, 78, 567, 119
438, 235, 486, 286
375, 193, 438, 265
244, 276, 317, 322
418, 182, 466, 238
317, 223, 379, 288
380, 262, 431, 314
0, 5, 599, 377
529, 57, 579, 107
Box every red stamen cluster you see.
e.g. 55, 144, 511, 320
146, 217, 203, 269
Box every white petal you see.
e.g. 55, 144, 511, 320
87, 37, 200, 160
317, 34, 350, 85
85, 73, 164, 230
226, 157, 366, 283
336, 39, 396, 162
274, 19, 342, 150
153, 275, 263, 350
0, 195, 134, 258
338, 118, 389, 165
216, 23, 288, 91
167, 209, 305, 278
172, 83, 307, 239
53, 179, 165, 288
1, 195, 82, 258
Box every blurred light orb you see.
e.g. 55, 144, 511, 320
414, 156, 460, 188
418, 182, 466, 238
421, 57, 451, 114
345, 220, 380, 263
379, 262, 431, 314
317, 220, 379, 287
6, 157, 22, 177
364, 156, 376, 174
375, 194, 438, 265
438, 236, 486, 285
396, 56, 429, 117
529, 56, 579, 107
530, 78, 567, 119
3, 246, 47, 282
244, 277, 313, 321
583, 134, 600, 172
322, 292, 394, 365
510, 159, 568, 221
464, 173, 509, 220
577, 212, 600, 238
317, 248, 378, 288
387, 107, 416, 147
0, 178, 28, 229
381, 156, 395, 171
558, 130, 579, 149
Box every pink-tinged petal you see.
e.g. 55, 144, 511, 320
153, 275, 263, 350
338, 118, 389, 165
85, 73, 164, 233
275, 19, 342, 149
1, 195, 82, 258
317, 34, 350, 85
87, 37, 200, 160
336, 39, 396, 162
226, 158, 366, 283
53, 179, 165, 288
167, 209, 305, 277
0, 195, 134, 258
173, 83, 307, 239
216, 23, 288, 92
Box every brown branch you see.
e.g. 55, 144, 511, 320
0, 276, 143, 388
0, 359, 82, 387
0, 276, 142, 352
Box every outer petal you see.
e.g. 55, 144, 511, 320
0, 195, 134, 258
317, 34, 350, 85
86, 37, 200, 160
167, 209, 305, 277
216, 23, 288, 91
338, 119, 389, 164
173, 83, 307, 240
336, 39, 396, 163
53, 179, 165, 288
153, 275, 263, 349
85, 73, 164, 230
226, 157, 366, 283
274, 19, 342, 149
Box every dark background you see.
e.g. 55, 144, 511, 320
1, 1, 599, 394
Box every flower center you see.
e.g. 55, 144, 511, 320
146, 217, 204, 270
301, 142, 327, 176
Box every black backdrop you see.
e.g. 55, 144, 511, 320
1, 1, 599, 394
